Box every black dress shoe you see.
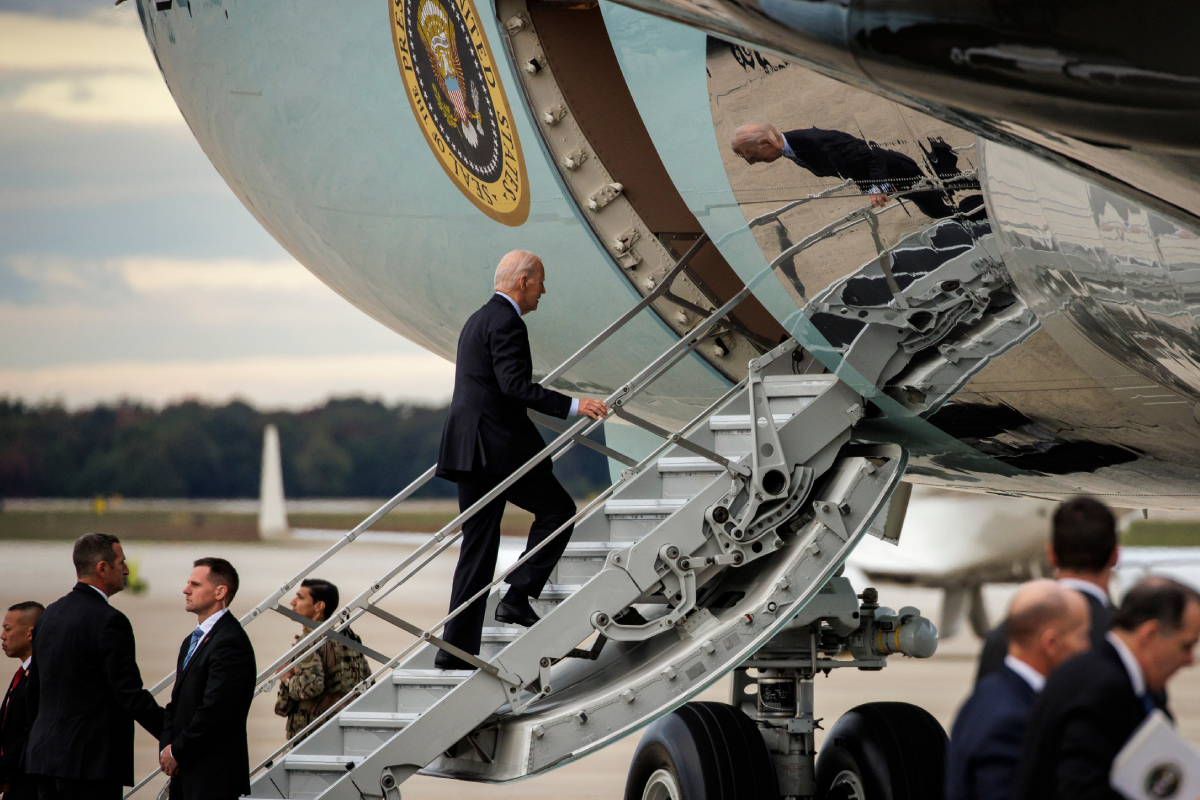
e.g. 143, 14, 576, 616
495, 595, 540, 627
433, 651, 476, 671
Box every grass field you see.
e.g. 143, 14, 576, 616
0, 505, 537, 541
1, 507, 1197, 546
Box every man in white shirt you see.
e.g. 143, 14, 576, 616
947, 580, 1090, 800
978, 496, 1118, 680
158, 558, 256, 800
1016, 577, 1200, 800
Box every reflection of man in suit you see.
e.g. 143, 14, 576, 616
433, 250, 610, 670
1015, 577, 1200, 800
158, 558, 255, 800
946, 581, 1089, 800
978, 497, 1117, 681
1, 602, 43, 800
24, 533, 163, 800
731, 123, 956, 219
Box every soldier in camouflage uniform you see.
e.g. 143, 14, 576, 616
274, 579, 370, 741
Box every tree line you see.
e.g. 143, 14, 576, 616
0, 398, 610, 499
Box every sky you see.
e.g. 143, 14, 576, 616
0, 0, 454, 409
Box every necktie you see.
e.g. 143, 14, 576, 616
1142, 693, 1156, 716
2, 668, 24, 753
183, 627, 204, 668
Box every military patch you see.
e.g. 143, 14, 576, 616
391, 0, 529, 226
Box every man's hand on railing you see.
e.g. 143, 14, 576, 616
577, 398, 610, 420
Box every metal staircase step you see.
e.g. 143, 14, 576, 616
338, 712, 419, 729
707, 413, 793, 430
710, 413, 793, 458
657, 456, 729, 499
529, 584, 583, 614
391, 668, 472, 685
656, 456, 724, 473
604, 498, 686, 542
393, 669, 470, 714
604, 498, 688, 515
552, 541, 624, 583
282, 754, 364, 798
339, 712, 419, 757
480, 626, 522, 658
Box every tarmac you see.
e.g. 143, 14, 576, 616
4, 538, 1200, 800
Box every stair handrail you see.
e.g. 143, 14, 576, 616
245, 284, 752, 697
141, 235, 712, 699
243, 374, 751, 784
126, 235, 757, 797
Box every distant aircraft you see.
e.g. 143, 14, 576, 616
131, 0, 1200, 798
846, 487, 1055, 638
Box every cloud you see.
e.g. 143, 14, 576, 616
0, 9, 181, 126
0, 353, 456, 409
1, 253, 326, 304
11, 73, 182, 125
120, 257, 323, 293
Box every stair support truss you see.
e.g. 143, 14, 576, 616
253, 334, 910, 798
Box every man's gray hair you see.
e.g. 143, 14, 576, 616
730, 124, 781, 154
494, 250, 542, 291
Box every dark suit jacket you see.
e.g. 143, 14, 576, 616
977, 587, 1112, 682
436, 294, 572, 479
782, 128, 924, 193
24, 584, 163, 786
1014, 640, 1165, 800
947, 664, 1037, 800
160, 612, 256, 800
1, 661, 35, 800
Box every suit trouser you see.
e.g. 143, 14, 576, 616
442, 465, 576, 656
3, 773, 38, 800
36, 777, 121, 800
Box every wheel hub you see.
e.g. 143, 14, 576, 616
828, 768, 867, 800
642, 768, 681, 800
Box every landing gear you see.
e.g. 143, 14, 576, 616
814, 702, 947, 800
624, 580, 945, 800
623, 702, 778, 800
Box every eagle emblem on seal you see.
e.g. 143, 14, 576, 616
391, 0, 529, 226
417, 0, 485, 147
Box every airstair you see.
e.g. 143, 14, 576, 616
128, 233, 944, 800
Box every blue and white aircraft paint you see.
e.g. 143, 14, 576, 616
133, 0, 1200, 512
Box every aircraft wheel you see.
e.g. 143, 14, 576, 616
624, 701, 778, 800
815, 702, 947, 800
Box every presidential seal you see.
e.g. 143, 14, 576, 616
391, 0, 529, 226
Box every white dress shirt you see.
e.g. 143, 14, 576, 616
20, 656, 31, 672
195, 607, 228, 638
493, 291, 579, 417
1106, 631, 1147, 697
1004, 654, 1046, 692
87, 584, 108, 602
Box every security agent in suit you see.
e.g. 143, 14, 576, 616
158, 558, 256, 800
946, 581, 1089, 800
978, 496, 1118, 682
1, 602, 43, 800
24, 533, 164, 800
730, 123, 958, 219
434, 250, 610, 670
1015, 577, 1200, 800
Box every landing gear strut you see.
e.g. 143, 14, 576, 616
624, 580, 946, 800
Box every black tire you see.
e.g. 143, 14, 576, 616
815, 702, 947, 800
624, 702, 778, 800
